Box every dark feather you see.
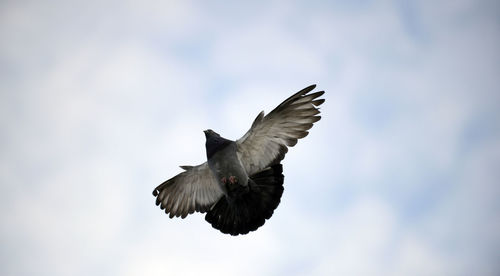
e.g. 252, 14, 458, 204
205, 164, 285, 236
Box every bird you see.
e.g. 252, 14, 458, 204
153, 84, 325, 235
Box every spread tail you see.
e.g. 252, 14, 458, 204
205, 164, 284, 235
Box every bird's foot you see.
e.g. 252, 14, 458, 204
229, 176, 238, 184
221, 177, 227, 184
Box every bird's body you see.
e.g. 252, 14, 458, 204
206, 136, 248, 197
153, 84, 325, 235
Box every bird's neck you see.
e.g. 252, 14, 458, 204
205, 136, 232, 159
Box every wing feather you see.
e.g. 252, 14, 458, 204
153, 162, 223, 218
236, 85, 324, 175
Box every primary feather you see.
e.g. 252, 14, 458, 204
153, 163, 223, 218
236, 84, 324, 175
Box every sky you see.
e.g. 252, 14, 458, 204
1, 0, 499, 275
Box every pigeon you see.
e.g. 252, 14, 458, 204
153, 84, 324, 235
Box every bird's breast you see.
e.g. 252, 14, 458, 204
207, 143, 249, 193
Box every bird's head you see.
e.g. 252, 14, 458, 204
204, 129, 230, 159
203, 129, 220, 139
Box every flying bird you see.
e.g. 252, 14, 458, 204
153, 84, 325, 235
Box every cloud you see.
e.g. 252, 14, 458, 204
1, 0, 500, 275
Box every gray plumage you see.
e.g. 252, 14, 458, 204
153, 84, 325, 235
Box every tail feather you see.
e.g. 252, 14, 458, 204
205, 164, 284, 235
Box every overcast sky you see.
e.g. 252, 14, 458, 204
1, 0, 499, 275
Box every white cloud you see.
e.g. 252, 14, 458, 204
308, 197, 397, 276
1, 0, 500, 275
392, 234, 455, 276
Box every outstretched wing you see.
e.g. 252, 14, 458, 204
236, 84, 324, 175
153, 162, 224, 218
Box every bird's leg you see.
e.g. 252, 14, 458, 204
225, 176, 247, 198
229, 175, 238, 184
221, 177, 227, 184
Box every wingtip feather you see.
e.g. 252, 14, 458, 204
312, 99, 325, 106
304, 84, 317, 91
